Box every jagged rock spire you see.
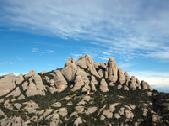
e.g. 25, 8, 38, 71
108, 57, 118, 83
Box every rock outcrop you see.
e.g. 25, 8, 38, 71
61, 58, 77, 82
0, 74, 16, 96
0, 55, 168, 126
108, 58, 118, 83
23, 71, 46, 97
53, 70, 68, 93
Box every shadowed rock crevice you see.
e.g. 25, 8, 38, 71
0, 55, 168, 126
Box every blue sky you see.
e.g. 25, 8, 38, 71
0, 0, 169, 88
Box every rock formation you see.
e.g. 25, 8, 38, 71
0, 55, 168, 126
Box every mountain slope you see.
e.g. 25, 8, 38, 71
0, 55, 168, 126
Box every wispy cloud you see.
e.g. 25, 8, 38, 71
147, 50, 169, 60
0, 0, 169, 60
32, 47, 55, 54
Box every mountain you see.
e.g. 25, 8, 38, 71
0, 55, 168, 126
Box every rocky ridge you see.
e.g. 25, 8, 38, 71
0, 55, 168, 126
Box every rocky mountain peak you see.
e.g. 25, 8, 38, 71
0, 55, 168, 126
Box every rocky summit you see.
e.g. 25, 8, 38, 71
0, 55, 169, 126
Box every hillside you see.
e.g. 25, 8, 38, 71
0, 55, 169, 126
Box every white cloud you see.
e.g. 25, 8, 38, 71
1, 0, 169, 60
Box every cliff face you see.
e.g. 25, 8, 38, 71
0, 55, 168, 126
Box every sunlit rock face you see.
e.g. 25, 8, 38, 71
0, 55, 168, 126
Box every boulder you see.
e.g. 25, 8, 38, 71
52, 102, 62, 108
119, 107, 125, 115
109, 82, 115, 87
4, 99, 13, 110
48, 87, 56, 94
141, 80, 151, 90
83, 95, 91, 101
91, 82, 97, 91
114, 113, 120, 119
136, 78, 141, 89
49, 79, 55, 86
74, 117, 83, 126
58, 107, 68, 117
72, 75, 85, 91
61, 58, 77, 82
152, 114, 159, 123
100, 115, 106, 120
125, 109, 134, 119
14, 103, 22, 110
76, 55, 100, 78
129, 76, 137, 90
25, 72, 45, 97
75, 67, 91, 93
77, 100, 86, 106
75, 106, 85, 114
117, 84, 123, 89
85, 106, 98, 115
100, 79, 109, 92
124, 105, 132, 110
105, 69, 108, 79
91, 76, 98, 85
124, 72, 130, 86
17, 94, 25, 100
108, 58, 118, 83
76, 67, 90, 85
23, 100, 39, 114
124, 85, 129, 91
118, 68, 126, 84
109, 103, 120, 112
90, 76, 98, 91
103, 109, 113, 119
142, 108, 148, 116
147, 91, 152, 96
39, 109, 53, 120
54, 70, 68, 92
129, 104, 136, 110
